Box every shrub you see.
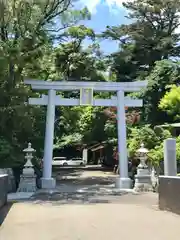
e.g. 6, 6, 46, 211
127, 125, 172, 164
148, 136, 180, 167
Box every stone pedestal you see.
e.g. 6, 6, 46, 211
115, 177, 132, 189
18, 165, 36, 193
134, 166, 152, 192
41, 177, 56, 189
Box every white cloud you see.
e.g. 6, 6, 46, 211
80, 0, 126, 14
106, 0, 124, 7
81, 0, 100, 14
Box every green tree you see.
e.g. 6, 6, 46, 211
101, 0, 180, 80
142, 60, 180, 124
0, 0, 91, 166
55, 105, 107, 148
159, 84, 180, 120
55, 25, 106, 81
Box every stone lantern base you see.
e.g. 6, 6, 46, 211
17, 168, 36, 193
134, 167, 152, 192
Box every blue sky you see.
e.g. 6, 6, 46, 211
78, 0, 131, 54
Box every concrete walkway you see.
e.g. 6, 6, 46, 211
0, 193, 180, 240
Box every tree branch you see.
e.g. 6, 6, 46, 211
36, 0, 71, 32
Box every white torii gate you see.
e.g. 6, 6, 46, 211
25, 79, 148, 190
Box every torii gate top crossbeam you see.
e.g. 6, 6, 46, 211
24, 79, 148, 92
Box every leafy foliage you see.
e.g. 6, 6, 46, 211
159, 85, 180, 119
0, 0, 93, 166
148, 136, 180, 167
142, 60, 180, 124
128, 125, 172, 162
101, 0, 180, 80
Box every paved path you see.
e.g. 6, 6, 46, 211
0, 193, 180, 240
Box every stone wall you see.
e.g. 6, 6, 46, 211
159, 176, 180, 215
0, 168, 16, 192
0, 174, 8, 209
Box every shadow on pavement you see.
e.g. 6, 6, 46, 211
30, 175, 130, 205
30, 191, 129, 205
30, 169, 122, 205
53, 168, 115, 180
0, 203, 13, 226
30, 191, 158, 210
54, 168, 82, 179
53, 165, 113, 172
57, 176, 115, 185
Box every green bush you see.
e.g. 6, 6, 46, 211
148, 136, 180, 167
0, 137, 16, 167
0, 137, 25, 168
148, 144, 163, 167
127, 125, 172, 163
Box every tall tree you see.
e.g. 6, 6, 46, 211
142, 60, 180, 124
0, 0, 90, 86
101, 0, 180, 80
55, 25, 106, 81
0, 0, 91, 166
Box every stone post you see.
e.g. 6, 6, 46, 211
82, 148, 88, 165
164, 138, 177, 176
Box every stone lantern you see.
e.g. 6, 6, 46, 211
23, 143, 35, 169
133, 143, 152, 192
17, 143, 37, 193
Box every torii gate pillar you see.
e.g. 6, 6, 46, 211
116, 90, 131, 188
41, 89, 56, 189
